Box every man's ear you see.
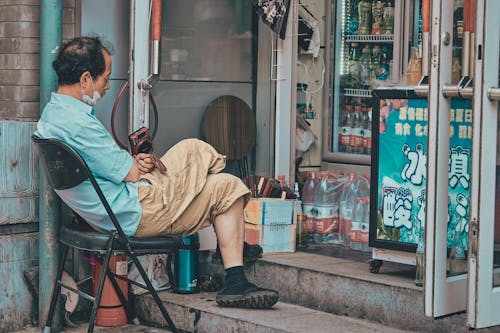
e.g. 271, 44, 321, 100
79, 71, 91, 88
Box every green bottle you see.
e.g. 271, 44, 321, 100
174, 233, 200, 294
358, 0, 372, 35
383, 1, 394, 34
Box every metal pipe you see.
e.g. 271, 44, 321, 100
39, 0, 62, 329
137, 0, 162, 90
421, 0, 430, 76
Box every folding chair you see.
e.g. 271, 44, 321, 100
33, 135, 185, 333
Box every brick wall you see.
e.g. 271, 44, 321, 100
0, 0, 77, 121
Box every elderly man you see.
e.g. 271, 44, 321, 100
35, 36, 278, 309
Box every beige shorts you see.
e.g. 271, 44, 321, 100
133, 139, 250, 237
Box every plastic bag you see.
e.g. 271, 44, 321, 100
128, 254, 171, 295
296, 116, 316, 157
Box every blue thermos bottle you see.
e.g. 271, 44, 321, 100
174, 233, 200, 294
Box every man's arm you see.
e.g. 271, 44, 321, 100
123, 158, 140, 182
123, 153, 155, 182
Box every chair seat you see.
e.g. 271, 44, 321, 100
60, 225, 183, 253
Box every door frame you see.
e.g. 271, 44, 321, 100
424, 0, 468, 318
467, 0, 500, 328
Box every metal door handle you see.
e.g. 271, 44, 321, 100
458, 77, 474, 99
414, 76, 429, 97
469, 218, 478, 259
488, 87, 500, 101
442, 83, 461, 98
442, 76, 473, 99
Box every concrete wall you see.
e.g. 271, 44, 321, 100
0, 0, 76, 331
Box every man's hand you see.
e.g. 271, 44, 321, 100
134, 153, 155, 174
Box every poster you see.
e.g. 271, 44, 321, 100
375, 96, 472, 253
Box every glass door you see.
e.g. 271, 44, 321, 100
325, 0, 405, 165
424, 0, 474, 317
467, 0, 500, 329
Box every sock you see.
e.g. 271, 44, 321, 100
224, 266, 249, 288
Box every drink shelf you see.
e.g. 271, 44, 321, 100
344, 34, 394, 43
344, 88, 372, 98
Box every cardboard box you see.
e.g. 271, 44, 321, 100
244, 198, 296, 254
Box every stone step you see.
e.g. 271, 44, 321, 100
135, 290, 415, 333
198, 251, 470, 333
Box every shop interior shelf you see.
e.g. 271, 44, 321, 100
344, 88, 373, 98
344, 34, 394, 43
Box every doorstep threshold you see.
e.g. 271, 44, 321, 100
258, 250, 421, 291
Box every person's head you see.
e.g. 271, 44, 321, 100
52, 36, 112, 105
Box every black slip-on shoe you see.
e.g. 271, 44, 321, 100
213, 242, 264, 264
216, 282, 279, 309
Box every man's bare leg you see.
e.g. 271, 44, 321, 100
213, 196, 279, 309
213, 197, 244, 269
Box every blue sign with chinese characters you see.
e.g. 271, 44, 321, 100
376, 97, 472, 252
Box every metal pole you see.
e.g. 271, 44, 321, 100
39, 0, 62, 329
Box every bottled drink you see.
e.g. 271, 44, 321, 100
371, 45, 381, 81
357, 0, 372, 35
350, 197, 365, 250
347, 0, 360, 34
359, 196, 371, 251
314, 172, 342, 244
377, 45, 391, 81
358, 174, 370, 199
301, 172, 317, 243
361, 106, 372, 155
349, 105, 364, 154
294, 181, 302, 214
382, 1, 394, 35
359, 45, 372, 88
348, 43, 361, 85
406, 46, 422, 85
371, 0, 384, 35
453, 2, 464, 47
451, 48, 462, 84
339, 104, 353, 153
339, 173, 360, 246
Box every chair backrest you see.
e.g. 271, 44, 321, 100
32, 135, 90, 189
32, 135, 127, 238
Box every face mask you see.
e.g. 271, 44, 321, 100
81, 76, 102, 107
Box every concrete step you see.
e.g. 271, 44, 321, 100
197, 251, 477, 333
135, 290, 415, 333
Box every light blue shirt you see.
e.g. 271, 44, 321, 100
35, 93, 142, 236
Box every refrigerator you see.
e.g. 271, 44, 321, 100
325, 0, 409, 166
324, 0, 471, 267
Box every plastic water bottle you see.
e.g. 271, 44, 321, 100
359, 196, 371, 251
294, 181, 302, 214
350, 197, 365, 250
339, 104, 353, 153
358, 174, 370, 199
349, 105, 364, 154
301, 172, 317, 243
339, 173, 360, 246
313, 172, 339, 244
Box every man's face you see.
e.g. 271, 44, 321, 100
93, 50, 112, 97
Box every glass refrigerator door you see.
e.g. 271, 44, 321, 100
324, 0, 405, 165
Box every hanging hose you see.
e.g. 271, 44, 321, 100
110, 80, 159, 150
114, 0, 162, 149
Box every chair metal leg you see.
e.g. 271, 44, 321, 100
129, 253, 178, 333
87, 237, 115, 333
44, 244, 69, 330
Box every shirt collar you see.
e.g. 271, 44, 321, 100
51, 92, 95, 115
